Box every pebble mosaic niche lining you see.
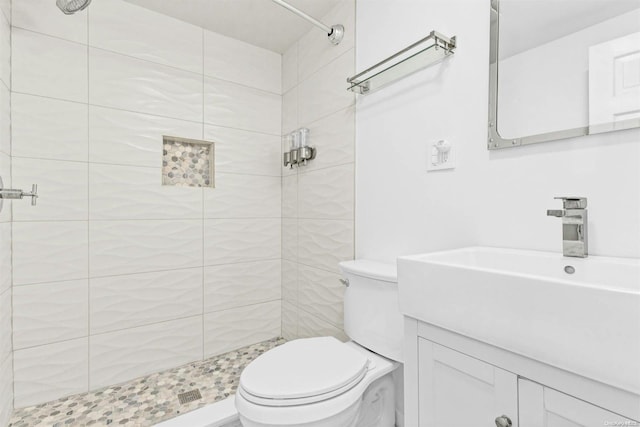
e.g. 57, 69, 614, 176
9, 338, 285, 427
162, 136, 215, 188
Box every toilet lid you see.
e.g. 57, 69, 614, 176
239, 337, 370, 404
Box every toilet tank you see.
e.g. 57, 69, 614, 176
339, 260, 404, 363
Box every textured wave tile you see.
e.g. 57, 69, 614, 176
0, 222, 10, 293
204, 301, 281, 358
204, 125, 281, 177
203, 173, 280, 219
0, 288, 11, 362
89, 219, 202, 277
0, 10, 8, 88
0, 354, 13, 427
204, 77, 281, 135
204, 260, 281, 313
298, 51, 355, 126
282, 87, 298, 134
281, 260, 298, 303
304, 107, 355, 171
282, 218, 298, 262
13, 279, 88, 349
282, 42, 298, 93
13, 0, 86, 43
12, 158, 88, 221
90, 163, 203, 220
89, 48, 203, 122
298, 311, 348, 342
0, 83, 9, 156
298, 164, 354, 220
298, 265, 344, 327
12, 94, 88, 161
89, 106, 202, 167
0, 153, 9, 223
90, 268, 202, 334
298, 219, 354, 273
89, 0, 203, 74
13, 221, 88, 285
282, 175, 298, 219
204, 30, 281, 94
13, 337, 89, 408
90, 316, 202, 390
204, 219, 280, 265
282, 301, 298, 341
12, 28, 88, 103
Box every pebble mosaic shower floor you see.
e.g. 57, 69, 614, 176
9, 338, 285, 427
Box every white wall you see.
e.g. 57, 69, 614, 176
280, 0, 355, 341
11, 0, 282, 408
0, 0, 11, 424
355, 0, 640, 263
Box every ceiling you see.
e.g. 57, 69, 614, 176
124, 0, 342, 53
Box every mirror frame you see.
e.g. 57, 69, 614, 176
487, 0, 640, 150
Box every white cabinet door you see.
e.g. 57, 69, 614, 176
519, 378, 639, 427
418, 339, 518, 427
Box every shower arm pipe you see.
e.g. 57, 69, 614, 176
270, 0, 344, 45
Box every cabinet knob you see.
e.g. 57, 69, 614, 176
495, 415, 512, 427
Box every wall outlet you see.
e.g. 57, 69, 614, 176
427, 140, 456, 171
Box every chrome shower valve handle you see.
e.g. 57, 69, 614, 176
0, 178, 39, 210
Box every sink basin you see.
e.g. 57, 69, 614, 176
397, 247, 640, 394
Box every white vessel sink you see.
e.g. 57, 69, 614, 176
397, 247, 640, 394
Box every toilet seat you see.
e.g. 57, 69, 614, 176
239, 337, 370, 407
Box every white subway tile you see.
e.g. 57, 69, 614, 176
13, 221, 88, 285
89, 0, 202, 74
204, 31, 281, 93
282, 43, 298, 93
0, 223, 10, 294
204, 260, 281, 313
298, 219, 353, 273
89, 163, 202, 220
89, 316, 202, 389
204, 77, 281, 135
89, 106, 202, 167
89, 48, 202, 122
13, 0, 87, 44
203, 173, 280, 219
13, 338, 89, 408
12, 94, 88, 161
204, 219, 280, 265
204, 301, 280, 358
298, 265, 344, 327
13, 280, 88, 349
90, 268, 202, 334
12, 29, 88, 102
89, 219, 202, 277
298, 164, 354, 220
12, 158, 88, 221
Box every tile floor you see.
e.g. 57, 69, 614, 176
9, 338, 285, 427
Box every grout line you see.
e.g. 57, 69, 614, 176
86, 6, 91, 391
201, 27, 205, 362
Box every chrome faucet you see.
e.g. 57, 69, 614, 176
547, 197, 588, 258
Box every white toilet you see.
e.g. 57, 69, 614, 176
235, 260, 404, 427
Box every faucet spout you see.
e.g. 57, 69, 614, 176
546, 209, 564, 217
547, 197, 588, 258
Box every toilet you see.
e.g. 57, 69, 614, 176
235, 260, 404, 427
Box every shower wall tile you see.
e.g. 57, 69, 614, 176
12, 94, 88, 161
304, 107, 355, 171
204, 218, 280, 265
203, 301, 281, 358
297, 0, 355, 83
204, 77, 281, 135
89, 219, 202, 277
204, 31, 281, 94
281, 301, 298, 341
298, 219, 354, 274
281, 218, 298, 262
89, 106, 202, 168
298, 50, 355, 126
0, 77, 9, 156
298, 265, 344, 327
89, 0, 203, 74
12, 28, 88, 102
13, 280, 89, 349
298, 164, 354, 220
282, 43, 298, 94
13, 0, 87, 44
203, 173, 280, 219
13, 221, 89, 285
298, 310, 348, 342
0, 223, 10, 294
282, 87, 298, 134
0, 11, 10, 89
89, 48, 203, 122
12, 158, 89, 221
90, 268, 203, 334
0, 353, 12, 427
282, 175, 298, 218
89, 316, 203, 389
0, 288, 10, 362
204, 260, 281, 313
89, 163, 203, 220
0, 153, 9, 223
0, 0, 8, 26
13, 338, 89, 408
281, 260, 297, 303
204, 125, 281, 177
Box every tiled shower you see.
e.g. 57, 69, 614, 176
0, 0, 355, 423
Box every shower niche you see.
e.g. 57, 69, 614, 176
162, 136, 215, 188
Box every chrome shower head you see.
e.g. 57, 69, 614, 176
56, 0, 91, 14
